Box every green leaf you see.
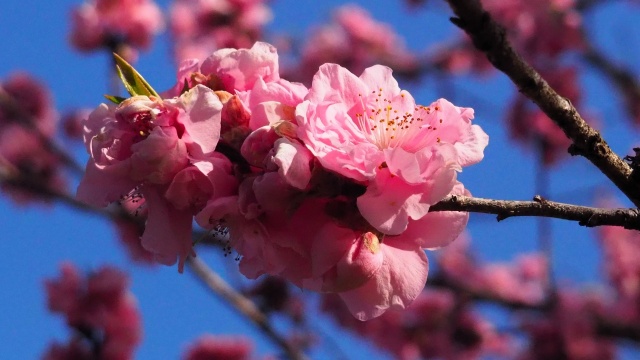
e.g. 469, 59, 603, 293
113, 53, 160, 98
104, 94, 127, 104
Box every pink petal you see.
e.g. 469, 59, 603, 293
357, 169, 433, 235
200, 42, 280, 91
339, 237, 429, 321
129, 127, 189, 185
272, 138, 313, 189
140, 186, 194, 272
164, 166, 213, 212
76, 159, 136, 207
175, 84, 223, 158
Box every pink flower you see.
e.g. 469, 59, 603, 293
288, 5, 418, 84
200, 42, 281, 92
483, 0, 584, 57
44, 263, 142, 360
183, 335, 253, 360
69, 0, 165, 53
170, 0, 272, 63
0, 126, 66, 204
0, 73, 66, 204
0, 72, 57, 136
507, 66, 584, 165
77, 85, 237, 271
297, 64, 487, 234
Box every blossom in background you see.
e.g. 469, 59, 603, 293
519, 291, 615, 360
69, 0, 165, 58
322, 289, 514, 360
183, 335, 253, 360
438, 234, 549, 306
482, 0, 584, 58
288, 4, 418, 84
506, 66, 585, 165
0, 72, 65, 204
170, 0, 272, 63
43, 263, 142, 360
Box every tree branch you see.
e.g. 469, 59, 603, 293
443, 0, 640, 207
6, 164, 640, 346
430, 194, 640, 229
582, 41, 640, 123
0, 168, 306, 360
187, 257, 307, 360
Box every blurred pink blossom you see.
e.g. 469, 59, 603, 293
44, 263, 142, 360
0, 73, 65, 204
289, 4, 418, 83
69, 0, 165, 56
170, 0, 272, 63
183, 335, 253, 360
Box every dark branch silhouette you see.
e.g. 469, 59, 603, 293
444, 0, 640, 208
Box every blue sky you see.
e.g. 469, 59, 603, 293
1, 0, 640, 359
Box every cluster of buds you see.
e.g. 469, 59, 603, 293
43, 263, 142, 360
77, 42, 488, 320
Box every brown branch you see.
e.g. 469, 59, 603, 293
6, 161, 640, 346
430, 194, 640, 229
582, 42, 640, 122
443, 0, 640, 207
0, 169, 306, 359
187, 257, 307, 360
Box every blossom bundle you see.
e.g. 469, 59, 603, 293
77, 42, 488, 320
43, 263, 142, 360
69, 0, 164, 57
0, 73, 66, 203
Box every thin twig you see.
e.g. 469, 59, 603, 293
7, 166, 640, 347
430, 194, 640, 229
582, 41, 640, 123
186, 257, 307, 360
443, 0, 640, 208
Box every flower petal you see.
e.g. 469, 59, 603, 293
339, 237, 428, 321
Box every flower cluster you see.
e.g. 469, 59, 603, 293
0, 72, 65, 203
285, 4, 418, 84
438, 234, 549, 305
321, 289, 513, 359
69, 0, 164, 59
43, 263, 142, 360
77, 42, 488, 319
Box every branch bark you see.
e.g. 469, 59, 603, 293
430, 194, 640, 229
443, 0, 640, 207
187, 257, 307, 360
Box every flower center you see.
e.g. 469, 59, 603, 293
354, 89, 427, 150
